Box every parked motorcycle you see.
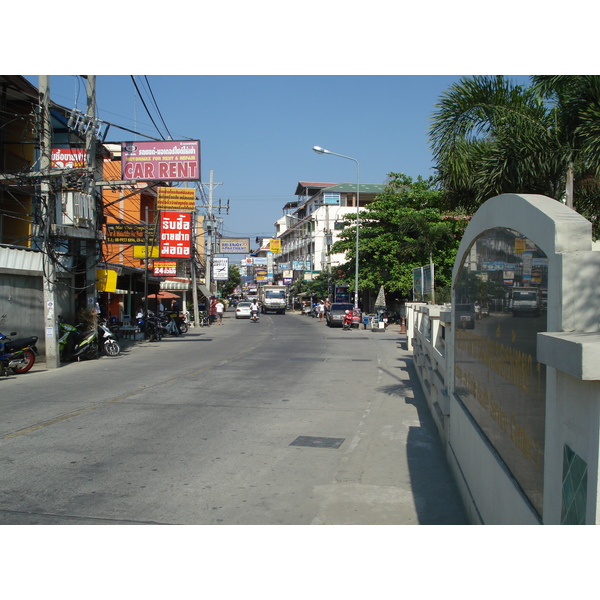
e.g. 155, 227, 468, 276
98, 320, 120, 356
0, 330, 38, 375
137, 311, 162, 342
58, 320, 98, 361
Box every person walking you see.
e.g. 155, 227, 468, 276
318, 300, 325, 322
216, 299, 225, 325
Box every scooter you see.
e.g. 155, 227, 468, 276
58, 320, 98, 361
250, 310, 259, 323
98, 320, 120, 356
0, 330, 38, 375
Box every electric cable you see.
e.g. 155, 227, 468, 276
130, 76, 166, 140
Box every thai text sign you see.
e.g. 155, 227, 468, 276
157, 187, 196, 211
219, 238, 250, 254
51, 148, 86, 168
160, 212, 191, 257
106, 223, 157, 245
153, 260, 178, 277
121, 140, 200, 182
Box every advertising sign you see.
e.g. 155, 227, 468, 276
51, 148, 86, 169
157, 187, 196, 211
219, 238, 251, 254
159, 212, 191, 257
106, 223, 157, 245
121, 140, 200, 182
153, 260, 178, 277
213, 257, 229, 281
269, 238, 281, 253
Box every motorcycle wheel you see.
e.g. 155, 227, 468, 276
104, 340, 120, 356
11, 349, 36, 373
81, 344, 98, 360
179, 322, 189, 334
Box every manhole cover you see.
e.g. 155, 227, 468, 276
290, 436, 345, 449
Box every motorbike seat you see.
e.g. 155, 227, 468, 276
4, 336, 38, 352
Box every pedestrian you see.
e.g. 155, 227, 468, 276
318, 300, 325, 321
209, 296, 217, 323
216, 299, 224, 325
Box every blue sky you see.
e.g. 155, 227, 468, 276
26, 74, 531, 244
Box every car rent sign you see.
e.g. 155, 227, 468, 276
121, 140, 200, 182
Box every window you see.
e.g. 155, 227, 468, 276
323, 192, 340, 205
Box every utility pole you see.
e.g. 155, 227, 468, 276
39, 76, 60, 368
85, 75, 98, 315
203, 170, 222, 297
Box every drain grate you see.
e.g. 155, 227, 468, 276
290, 436, 345, 449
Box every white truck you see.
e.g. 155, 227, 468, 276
510, 286, 542, 317
259, 285, 287, 314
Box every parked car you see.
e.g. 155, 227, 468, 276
326, 302, 355, 327
455, 303, 476, 329
235, 301, 253, 319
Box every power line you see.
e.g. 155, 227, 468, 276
144, 76, 173, 140
130, 76, 165, 140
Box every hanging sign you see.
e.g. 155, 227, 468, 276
159, 212, 191, 258
157, 187, 196, 211
153, 260, 178, 277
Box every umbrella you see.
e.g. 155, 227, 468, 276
146, 291, 180, 299
374, 285, 387, 309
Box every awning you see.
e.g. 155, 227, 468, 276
198, 284, 211, 299
160, 281, 190, 291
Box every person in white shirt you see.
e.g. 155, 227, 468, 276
216, 300, 225, 325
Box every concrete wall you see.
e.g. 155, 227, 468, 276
408, 194, 600, 524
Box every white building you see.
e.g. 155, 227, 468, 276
274, 181, 385, 282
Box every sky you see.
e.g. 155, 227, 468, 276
24, 73, 532, 245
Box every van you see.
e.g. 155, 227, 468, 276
510, 287, 542, 317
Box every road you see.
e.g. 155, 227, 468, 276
0, 309, 467, 525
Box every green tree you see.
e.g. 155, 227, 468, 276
330, 173, 466, 298
217, 264, 241, 298
429, 75, 600, 235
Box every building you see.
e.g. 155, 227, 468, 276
274, 181, 385, 285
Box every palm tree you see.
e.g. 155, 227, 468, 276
429, 75, 600, 230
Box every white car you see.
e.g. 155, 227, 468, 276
235, 301, 253, 319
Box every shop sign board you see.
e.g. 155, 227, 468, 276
157, 187, 196, 211
213, 257, 229, 281
51, 148, 86, 168
159, 212, 191, 257
121, 140, 200, 182
219, 238, 250, 254
106, 223, 157, 245
153, 260, 178, 277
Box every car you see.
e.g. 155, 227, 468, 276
326, 302, 355, 327
235, 301, 253, 319
455, 303, 476, 329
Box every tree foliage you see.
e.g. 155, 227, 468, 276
217, 264, 241, 297
329, 173, 467, 297
429, 75, 600, 235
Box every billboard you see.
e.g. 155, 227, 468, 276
159, 212, 191, 258
157, 187, 196, 211
219, 238, 251, 254
121, 140, 200, 182
51, 148, 86, 168
153, 260, 178, 277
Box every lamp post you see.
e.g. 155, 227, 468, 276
312, 146, 360, 309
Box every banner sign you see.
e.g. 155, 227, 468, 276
51, 148, 86, 169
213, 257, 229, 281
160, 212, 191, 257
106, 223, 157, 245
219, 238, 251, 254
121, 140, 200, 182
157, 187, 196, 211
153, 260, 178, 277
269, 238, 281, 253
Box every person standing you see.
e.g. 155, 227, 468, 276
216, 299, 225, 325
318, 300, 325, 322
209, 296, 218, 323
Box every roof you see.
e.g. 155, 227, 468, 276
322, 182, 386, 194
295, 181, 336, 195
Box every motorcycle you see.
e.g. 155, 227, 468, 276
342, 310, 353, 331
250, 310, 260, 323
58, 320, 98, 361
0, 330, 38, 375
137, 311, 162, 342
98, 320, 120, 356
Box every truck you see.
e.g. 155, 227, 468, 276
510, 286, 542, 317
259, 285, 287, 314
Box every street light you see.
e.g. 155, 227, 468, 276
312, 146, 360, 309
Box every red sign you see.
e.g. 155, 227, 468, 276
160, 212, 191, 258
51, 148, 86, 168
121, 140, 200, 182
153, 260, 178, 277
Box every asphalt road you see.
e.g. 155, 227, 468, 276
0, 310, 467, 525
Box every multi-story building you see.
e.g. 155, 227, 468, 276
274, 181, 385, 283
